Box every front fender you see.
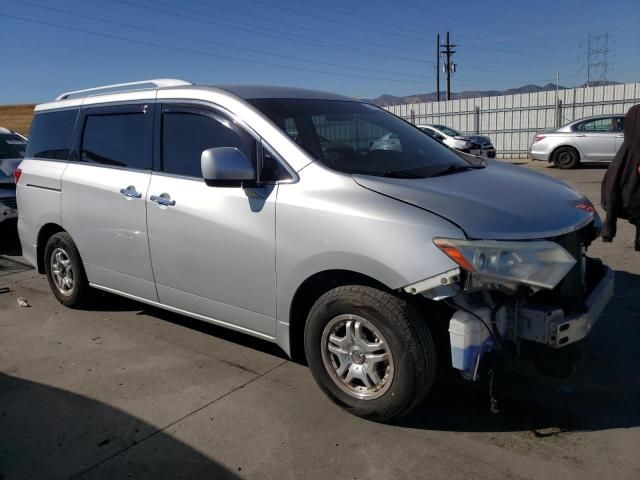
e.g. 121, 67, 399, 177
274, 162, 463, 328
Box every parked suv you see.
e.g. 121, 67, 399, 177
18, 80, 613, 420
530, 114, 626, 169
0, 127, 27, 224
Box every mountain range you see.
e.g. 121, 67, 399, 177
367, 81, 622, 107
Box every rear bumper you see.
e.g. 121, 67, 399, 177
529, 147, 551, 161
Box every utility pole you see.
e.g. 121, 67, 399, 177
585, 33, 609, 87
555, 72, 562, 127
436, 33, 440, 102
440, 31, 457, 100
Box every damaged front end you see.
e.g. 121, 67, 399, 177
404, 221, 613, 381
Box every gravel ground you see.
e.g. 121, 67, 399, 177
0, 158, 638, 480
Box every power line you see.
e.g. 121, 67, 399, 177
114, 0, 432, 65
242, 0, 431, 42
294, 0, 431, 37
8, 0, 426, 79
460, 19, 631, 44
0, 13, 427, 85
183, 0, 427, 56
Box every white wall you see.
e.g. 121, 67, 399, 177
385, 82, 640, 158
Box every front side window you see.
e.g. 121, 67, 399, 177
162, 110, 255, 178
250, 99, 470, 178
26, 109, 78, 160
0, 133, 27, 159
613, 117, 625, 132
574, 118, 612, 132
81, 112, 149, 169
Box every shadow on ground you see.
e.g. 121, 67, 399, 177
2, 224, 638, 439
93, 269, 640, 436
399, 269, 640, 434
0, 219, 21, 257
0, 373, 242, 479
546, 161, 609, 170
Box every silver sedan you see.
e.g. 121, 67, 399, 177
530, 114, 626, 169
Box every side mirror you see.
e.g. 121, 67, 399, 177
201, 147, 256, 187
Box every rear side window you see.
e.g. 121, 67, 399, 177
574, 118, 612, 132
26, 109, 78, 160
81, 112, 150, 169
0, 133, 27, 159
162, 110, 255, 178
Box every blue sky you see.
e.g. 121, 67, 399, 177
1, 0, 638, 104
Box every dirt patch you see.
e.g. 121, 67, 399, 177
0, 104, 36, 136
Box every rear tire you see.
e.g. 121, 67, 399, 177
44, 232, 91, 308
304, 285, 436, 421
552, 146, 580, 169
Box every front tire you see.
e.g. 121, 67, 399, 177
304, 285, 436, 421
552, 146, 580, 169
44, 232, 91, 308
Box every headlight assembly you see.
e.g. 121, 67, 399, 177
434, 238, 577, 290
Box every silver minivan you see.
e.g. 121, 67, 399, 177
17, 80, 613, 420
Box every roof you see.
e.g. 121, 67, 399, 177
38, 79, 358, 112
567, 113, 625, 123
210, 85, 356, 101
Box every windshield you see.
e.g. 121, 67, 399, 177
249, 99, 470, 178
432, 125, 461, 137
0, 133, 27, 159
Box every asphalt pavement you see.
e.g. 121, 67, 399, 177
1, 159, 638, 480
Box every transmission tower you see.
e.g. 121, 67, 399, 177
586, 33, 609, 87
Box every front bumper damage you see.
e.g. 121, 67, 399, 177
404, 253, 613, 380
517, 267, 613, 349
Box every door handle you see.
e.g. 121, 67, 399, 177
575, 134, 586, 137
616, 135, 624, 138
150, 193, 176, 207
120, 185, 142, 198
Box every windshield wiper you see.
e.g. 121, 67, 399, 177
429, 164, 476, 178
380, 170, 422, 179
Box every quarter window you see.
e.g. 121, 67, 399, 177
26, 109, 78, 160
81, 112, 150, 169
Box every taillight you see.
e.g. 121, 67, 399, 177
533, 135, 546, 143
14, 168, 22, 184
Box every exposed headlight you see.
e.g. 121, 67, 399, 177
434, 238, 576, 290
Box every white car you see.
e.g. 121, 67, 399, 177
418, 125, 496, 157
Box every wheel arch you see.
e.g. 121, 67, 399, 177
285, 269, 448, 363
287, 269, 390, 362
550, 144, 581, 164
36, 223, 66, 273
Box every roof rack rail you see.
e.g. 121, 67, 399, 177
55, 78, 193, 101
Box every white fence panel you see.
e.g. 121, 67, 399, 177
384, 82, 640, 158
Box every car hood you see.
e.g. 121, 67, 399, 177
353, 160, 595, 240
0, 158, 21, 184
